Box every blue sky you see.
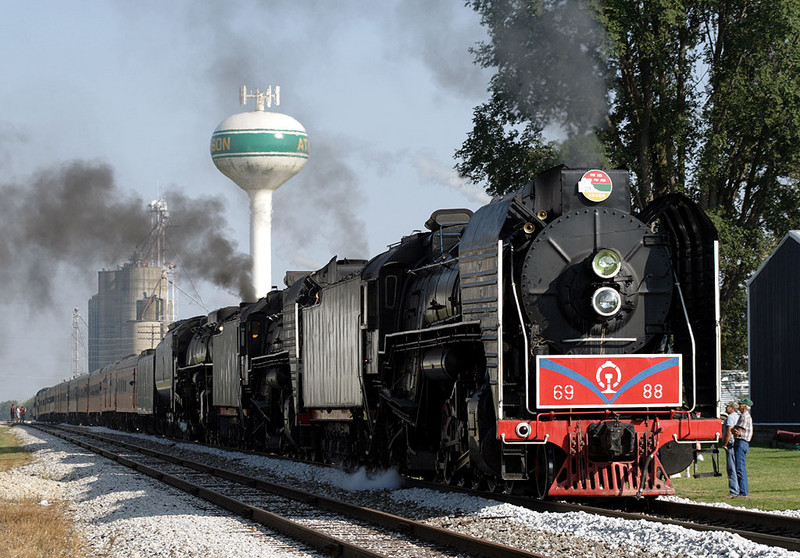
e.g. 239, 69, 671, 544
0, 1, 492, 401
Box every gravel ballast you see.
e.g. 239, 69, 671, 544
1, 424, 318, 557
2, 424, 798, 558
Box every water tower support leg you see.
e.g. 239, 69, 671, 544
249, 189, 274, 298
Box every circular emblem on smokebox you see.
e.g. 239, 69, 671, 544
578, 170, 613, 202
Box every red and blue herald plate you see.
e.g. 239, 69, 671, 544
535, 354, 682, 409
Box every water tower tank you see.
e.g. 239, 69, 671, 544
211, 85, 309, 298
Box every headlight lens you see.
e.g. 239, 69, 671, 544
592, 287, 622, 317
592, 249, 621, 278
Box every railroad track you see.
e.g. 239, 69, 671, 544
32, 424, 546, 558
620, 498, 800, 543
405, 478, 800, 552
33, 423, 800, 553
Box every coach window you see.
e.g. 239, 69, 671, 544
384, 275, 398, 309
248, 319, 265, 355
361, 281, 378, 329
361, 284, 369, 328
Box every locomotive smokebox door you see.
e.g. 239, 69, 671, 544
521, 207, 673, 355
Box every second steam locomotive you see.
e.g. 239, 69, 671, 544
35, 166, 722, 498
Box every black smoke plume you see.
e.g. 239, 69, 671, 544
164, 190, 254, 302
0, 160, 253, 306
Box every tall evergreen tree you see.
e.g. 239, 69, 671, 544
458, 0, 800, 368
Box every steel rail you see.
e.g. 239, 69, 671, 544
33, 424, 548, 558
405, 477, 800, 552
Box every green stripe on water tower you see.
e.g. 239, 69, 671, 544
210, 129, 310, 160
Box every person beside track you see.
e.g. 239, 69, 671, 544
732, 398, 754, 498
722, 401, 740, 497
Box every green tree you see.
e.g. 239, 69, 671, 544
459, 0, 800, 367
455, 93, 561, 196
698, 0, 800, 368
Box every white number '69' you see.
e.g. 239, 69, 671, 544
553, 384, 574, 400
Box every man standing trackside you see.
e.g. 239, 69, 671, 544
722, 402, 740, 497
733, 398, 754, 498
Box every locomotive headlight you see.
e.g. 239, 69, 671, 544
592, 249, 622, 278
592, 286, 622, 317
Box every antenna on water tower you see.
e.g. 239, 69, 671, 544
240, 85, 280, 110
211, 84, 309, 299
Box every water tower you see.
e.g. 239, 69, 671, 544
211, 85, 309, 298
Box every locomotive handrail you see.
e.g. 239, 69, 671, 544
501, 433, 550, 445
507, 243, 534, 416
377, 320, 482, 355
562, 337, 638, 343
672, 432, 720, 443
380, 320, 483, 339
251, 350, 290, 363
357, 312, 375, 437
294, 303, 300, 362
408, 255, 459, 274
673, 273, 698, 414
497, 240, 504, 420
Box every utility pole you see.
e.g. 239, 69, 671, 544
72, 308, 87, 377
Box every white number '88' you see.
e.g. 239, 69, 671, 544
643, 384, 663, 399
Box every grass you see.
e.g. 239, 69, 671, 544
0, 499, 87, 558
670, 442, 800, 511
0, 424, 32, 472
0, 425, 88, 558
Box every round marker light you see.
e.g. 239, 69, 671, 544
592, 249, 621, 278
592, 287, 622, 317
515, 422, 531, 439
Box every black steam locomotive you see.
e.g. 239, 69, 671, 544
35, 166, 722, 498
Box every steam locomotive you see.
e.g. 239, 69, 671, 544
34, 166, 722, 498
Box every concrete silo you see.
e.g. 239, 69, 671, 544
87, 200, 174, 373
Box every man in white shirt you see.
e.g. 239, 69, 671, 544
721, 402, 740, 497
